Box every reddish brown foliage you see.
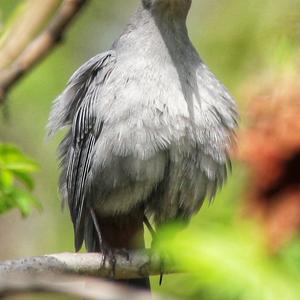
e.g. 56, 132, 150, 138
238, 70, 300, 250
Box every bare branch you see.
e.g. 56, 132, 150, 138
0, 250, 178, 279
0, 0, 89, 104
0, 273, 171, 300
0, 0, 61, 69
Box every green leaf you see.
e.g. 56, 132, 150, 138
0, 143, 41, 216
0, 194, 15, 214
0, 144, 38, 166
5, 161, 39, 173
13, 170, 35, 190
12, 189, 41, 217
0, 169, 14, 191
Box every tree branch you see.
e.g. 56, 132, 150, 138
0, 0, 61, 69
0, 0, 89, 104
0, 250, 178, 279
0, 273, 171, 300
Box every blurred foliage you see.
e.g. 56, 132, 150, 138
0, 144, 40, 216
238, 68, 300, 251
0, 1, 300, 300
154, 169, 300, 300
156, 225, 300, 300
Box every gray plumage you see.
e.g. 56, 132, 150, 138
48, 0, 238, 252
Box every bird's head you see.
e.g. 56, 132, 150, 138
142, 0, 192, 18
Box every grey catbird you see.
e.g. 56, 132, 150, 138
48, 0, 238, 289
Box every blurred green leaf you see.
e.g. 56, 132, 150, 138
0, 169, 13, 190
13, 170, 35, 190
5, 161, 38, 172
0, 193, 13, 214
0, 143, 41, 216
12, 188, 41, 217
156, 224, 300, 300
153, 169, 300, 300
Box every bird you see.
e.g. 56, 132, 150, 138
47, 0, 238, 290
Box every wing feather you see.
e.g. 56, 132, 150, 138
48, 51, 116, 250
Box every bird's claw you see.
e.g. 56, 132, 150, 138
99, 246, 131, 278
100, 244, 117, 278
115, 248, 130, 261
150, 243, 167, 286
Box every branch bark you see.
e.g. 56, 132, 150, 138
0, 0, 61, 69
0, 273, 171, 300
0, 250, 178, 279
0, 0, 89, 104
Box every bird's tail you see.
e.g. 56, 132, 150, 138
84, 208, 150, 290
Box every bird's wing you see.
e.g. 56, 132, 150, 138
47, 51, 115, 136
47, 51, 116, 251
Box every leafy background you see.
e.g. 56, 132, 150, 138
0, 144, 40, 216
0, 0, 300, 299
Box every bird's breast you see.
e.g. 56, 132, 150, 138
97, 57, 204, 157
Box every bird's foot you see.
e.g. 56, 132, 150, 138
159, 260, 165, 285
144, 217, 165, 285
100, 246, 131, 278
115, 248, 130, 261
99, 243, 117, 278
150, 240, 166, 286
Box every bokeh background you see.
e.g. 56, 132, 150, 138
1, 0, 300, 299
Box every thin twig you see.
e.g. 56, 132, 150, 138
0, 0, 89, 104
